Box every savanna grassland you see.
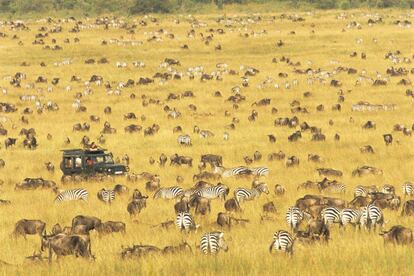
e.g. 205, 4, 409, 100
0, 9, 414, 276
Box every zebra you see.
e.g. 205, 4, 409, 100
54, 188, 88, 202
196, 184, 229, 200
354, 185, 377, 197
214, 166, 252, 178
340, 208, 362, 228
285, 207, 304, 232
153, 186, 184, 199
360, 204, 384, 231
177, 134, 191, 146
175, 212, 198, 232
269, 230, 294, 255
234, 183, 269, 203
200, 231, 228, 255
250, 167, 270, 177
321, 207, 342, 225
97, 188, 115, 204
402, 182, 414, 196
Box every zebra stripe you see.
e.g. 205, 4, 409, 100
175, 212, 197, 232
285, 207, 303, 231
360, 204, 384, 230
324, 183, 346, 194
402, 182, 414, 196
177, 135, 192, 146
200, 231, 228, 255
213, 166, 251, 178
196, 184, 228, 200
321, 207, 342, 225
55, 188, 88, 202
340, 208, 361, 227
250, 167, 269, 177
97, 188, 115, 204
153, 186, 184, 199
269, 230, 294, 254
354, 185, 376, 197
234, 183, 269, 203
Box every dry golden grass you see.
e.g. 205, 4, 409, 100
0, 9, 414, 275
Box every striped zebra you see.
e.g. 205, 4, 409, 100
177, 134, 192, 146
54, 188, 88, 202
153, 186, 184, 199
285, 207, 304, 231
214, 166, 252, 178
340, 208, 362, 227
97, 188, 115, 204
354, 185, 377, 197
269, 230, 294, 255
321, 207, 342, 225
250, 167, 270, 177
196, 184, 229, 200
382, 184, 395, 195
402, 182, 414, 196
175, 212, 198, 232
234, 183, 269, 203
200, 231, 228, 255
360, 204, 384, 231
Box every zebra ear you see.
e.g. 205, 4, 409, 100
219, 232, 224, 238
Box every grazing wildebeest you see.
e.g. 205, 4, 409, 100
41, 233, 93, 261
380, 225, 413, 245
162, 242, 192, 254
170, 154, 192, 167
317, 168, 343, 177
401, 200, 414, 216
349, 196, 371, 208
201, 154, 223, 168
13, 219, 46, 239
96, 221, 126, 234
71, 215, 101, 232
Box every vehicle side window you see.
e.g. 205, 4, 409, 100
75, 157, 82, 168
64, 157, 73, 169
96, 156, 104, 163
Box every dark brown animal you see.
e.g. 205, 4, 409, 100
13, 219, 46, 239
380, 225, 413, 245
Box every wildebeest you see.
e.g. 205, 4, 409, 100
13, 219, 46, 239
401, 200, 414, 216
170, 154, 192, 167
5, 137, 17, 149
127, 197, 148, 217
224, 198, 241, 212
189, 195, 211, 215
96, 221, 126, 235
317, 168, 343, 177
263, 201, 277, 213
200, 154, 223, 168
380, 225, 413, 245
71, 215, 101, 232
162, 242, 192, 254
41, 233, 93, 261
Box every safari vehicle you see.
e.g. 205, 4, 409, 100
60, 149, 128, 178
